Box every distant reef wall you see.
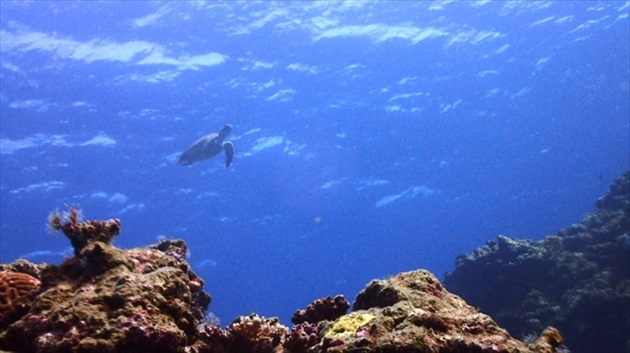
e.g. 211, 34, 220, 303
444, 170, 630, 353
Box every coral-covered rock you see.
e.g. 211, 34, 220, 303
48, 207, 121, 256
0, 271, 41, 330
291, 295, 349, 325
528, 327, 564, 352
308, 270, 563, 353
0, 212, 210, 353
444, 170, 630, 353
0, 259, 48, 279
193, 313, 294, 353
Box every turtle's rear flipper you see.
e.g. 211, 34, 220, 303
223, 141, 235, 168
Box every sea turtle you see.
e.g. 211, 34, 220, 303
178, 124, 235, 167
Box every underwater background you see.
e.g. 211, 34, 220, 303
0, 1, 628, 325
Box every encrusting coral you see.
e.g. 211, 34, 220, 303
322, 312, 375, 340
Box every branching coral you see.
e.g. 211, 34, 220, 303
0, 271, 41, 330
48, 207, 120, 256
196, 322, 231, 351
227, 313, 289, 353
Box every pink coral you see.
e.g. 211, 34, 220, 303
227, 313, 288, 353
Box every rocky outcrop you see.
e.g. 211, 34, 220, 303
305, 270, 563, 353
444, 171, 630, 353
0, 209, 210, 353
194, 269, 565, 353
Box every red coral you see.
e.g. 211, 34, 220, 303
292, 295, 350, 325
0, 271, 41, 329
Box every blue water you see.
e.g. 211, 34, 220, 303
1, 1, 628, 325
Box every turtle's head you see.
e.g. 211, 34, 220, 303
217, 124, 233, 141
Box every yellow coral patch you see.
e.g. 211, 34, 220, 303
324, 312, 375, 339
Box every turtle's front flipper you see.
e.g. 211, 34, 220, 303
223, 141, 235, 168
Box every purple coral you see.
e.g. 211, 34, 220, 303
291, 295, 349, 325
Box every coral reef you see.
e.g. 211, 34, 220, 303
444, 170, 630, 353
0, 258, 563, 353
191, 271, 563, 353
1, 197, 583, 353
